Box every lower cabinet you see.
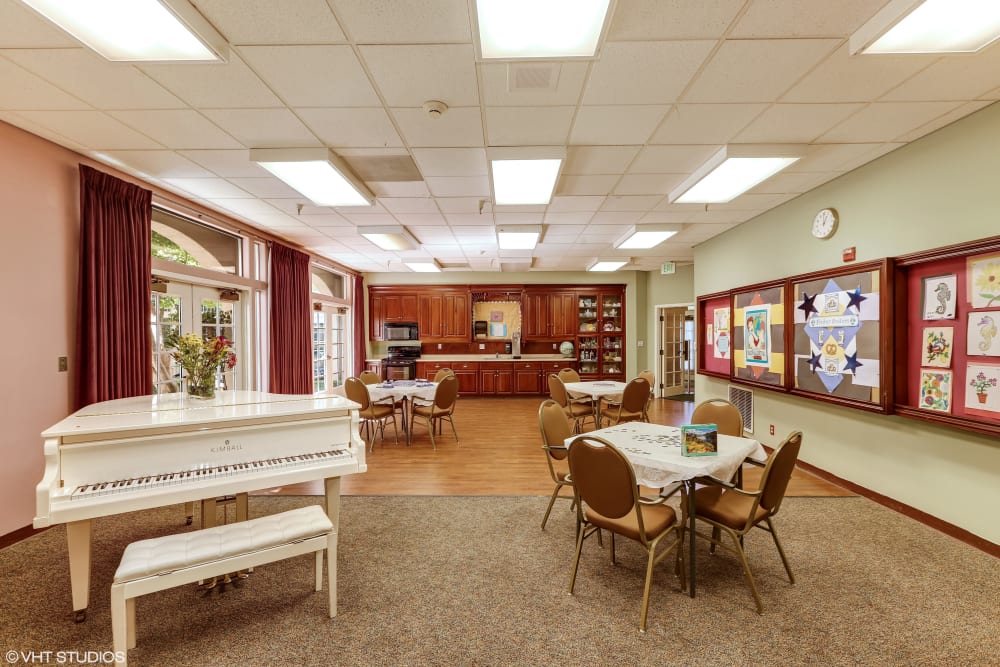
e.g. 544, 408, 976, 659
364, 361, 382, 379
416, 361, 479, 394
479, 362, 514, 395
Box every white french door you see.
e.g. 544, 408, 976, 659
658, 307, 689, 397
151, 282, 244, 394
312, 306, 348, 393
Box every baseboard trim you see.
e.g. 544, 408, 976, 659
0, 524, 48, 550
793, 458, 999, 558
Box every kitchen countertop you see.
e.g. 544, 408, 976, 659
367, 354, 576, 363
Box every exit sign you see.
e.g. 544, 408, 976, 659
661, 261, 676, 275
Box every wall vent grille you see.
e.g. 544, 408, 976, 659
728, 385, 754, 434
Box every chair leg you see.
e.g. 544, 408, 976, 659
568, 522, 587, 594
447, 416, 459, 445
726, 526, 764, 614
710, 526, 721, 554
639, 545, 657, 633
609, 532, 616, 565
427, 417, 437, 450
765, 517, 795, 584
541, 484, 562, 530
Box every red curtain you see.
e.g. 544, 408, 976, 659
74, 165, 152, 410
353, 274, 366, 376
269, 242, 312, 394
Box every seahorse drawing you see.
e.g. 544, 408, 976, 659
977, 315, 997, 353
933, 282, 951, 315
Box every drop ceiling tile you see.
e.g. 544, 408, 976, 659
543, 212, 595, 225
291, 212, 353, 226
19, 110, 162, 149
479, 62, 589, 107
394, 212, 446, 225
829, 142, 905, 173
411, 148, 487, 177
226, 177, 301, 198
710, 192, 797, 210
555, 175, 620, 196
543, 225, 585, 239
494, 212, 543, 225
110, 110, 243, 149
734, 103, 865, 143
613, 174, 684, 196
360, 44, 478, 107
444, 213, 494, 226
607, 0, 744, 40
368, 182, 431, 197
600, 196, 663, 212
194, 0, 346, 44
208, 108, 331, 147
881, 49, 1000, 102
139, 53, 282, 108
683, 39, 839, 103
177, 149, 269, 177
782, 45, 937, 104
0, 57, 89, 110
750, 170, 840, 195
437, 198, 487, 214
0, 111, 86, 151
0, 2, 80, 47
731, 0, 883, 38
547, 196, 606, 212
485, 107, 575, 145
570, 106, 669, 144
638, 210, 691, 223
237, 45, 379, 107
590, 212, 644, 225
583, 41, 715, 105
296, 108, 402, 148
818, 102, 963, 142
787, 143, 896, 172
339, 212, 399, 224
2, 49, 185, 109
452, 226, 500, 243
391, 107, 484, 147
650, 104, 767, 144
629, 145, 719, 174
895, 101, 993, 142
163, 178, 252, 199
331, 0, 471, 42
424, 176, 490, 197
98, 150, 214, 179
686, 208, 758, 223
564, 146, 641, 175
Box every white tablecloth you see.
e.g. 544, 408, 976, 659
564, 422, 766, 488
366, 381, 437, 404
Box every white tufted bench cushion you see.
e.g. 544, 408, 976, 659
110, 505, 336, 667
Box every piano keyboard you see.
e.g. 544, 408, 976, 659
69, 449, 351, 500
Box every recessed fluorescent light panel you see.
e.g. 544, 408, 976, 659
497, 225, 542, 250
475, 0, 612, 59
19, 0, 228, 61
359, 226, 419, 251
615, 225, 680, 250
250, 148, 373, 207
851, 0, 1000, 54
404, 260, 442, 273
491, 159, 562, 205
587, 259, 627, 272
669, 145, 804, 204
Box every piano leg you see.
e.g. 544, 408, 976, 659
184, 501, 194, 525
324, 477, 340, 618
66, 519, 92, 622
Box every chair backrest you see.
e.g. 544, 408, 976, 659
434, 374, 459, 411
538, 399, 573, 461
344, 377, 371, 411
638, 370, 654, 388
433, 368, 455, 383
547, 374, 569, 408
758, 431, 802, 514
567, 436, 638, 521
558, 368, 581, 383
691, 398, 743, 437
621, 377, 651, 413
359, 370, 381, 385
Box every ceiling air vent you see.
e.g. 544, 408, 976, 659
727, 385, 754, 435
507, 63, 561, 92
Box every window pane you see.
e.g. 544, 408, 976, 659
159, 295, 181, 323
152, 207, 240, 274
311, 266, 346, 298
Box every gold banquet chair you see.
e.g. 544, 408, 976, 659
638, 370, 655, 421
537, 399, 575, 530
433, 367, 455, 383
567, 435, 685, 633
691, 398, 744, 437
359, 370, 382, 385
409, 374, 459, 449
601, 377, 650, 427
548, 374, 597, 434
557, 367, 588, 402
691, 430, 802, 614
344, 376, 398, 452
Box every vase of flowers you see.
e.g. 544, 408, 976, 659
969, 370, 997, 404
172, 333, 237, 400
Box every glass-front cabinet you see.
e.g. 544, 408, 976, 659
576, 289, 625, 379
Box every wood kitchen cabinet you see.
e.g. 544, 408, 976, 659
418, 360, 479, 394
523, 289, 577, 340
418, 290, 469, 341
479, 362, 514, 395
369, 288, 418, 340
514, 360, 568, 394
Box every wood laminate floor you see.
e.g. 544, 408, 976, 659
263, 396, 853, 498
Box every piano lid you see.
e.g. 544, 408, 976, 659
43, 390, 361, 440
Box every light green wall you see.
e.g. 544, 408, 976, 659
695, 102, 1000, 544
642, 264, 696, 372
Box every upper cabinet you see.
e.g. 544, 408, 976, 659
369, 288, 418, 340
523, 289, 576, 340
418, 290, 469, 341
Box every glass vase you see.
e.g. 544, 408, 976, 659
186, 374, 216, 400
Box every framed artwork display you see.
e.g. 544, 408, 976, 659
967, 253, 1000, 308
790, 260, 889, 412
966, 311, 1000, 356
731, 281, 786, 389
697, 291, 731, 379
918, 369, 953, 413
920, 274, 957, 319
921, 327, 954, 367
964, 363, 1000, 414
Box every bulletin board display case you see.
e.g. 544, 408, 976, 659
731, 280, 788, 390
696, 291, 732, 379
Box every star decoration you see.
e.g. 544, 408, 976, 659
809, 352, 822, 373
844, 352, 864, 374
798, 292, 818, 317
846, 287, 867, 311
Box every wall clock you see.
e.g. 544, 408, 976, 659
812, 207, 839, 239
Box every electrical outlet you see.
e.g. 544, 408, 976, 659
58, 356, 68, 372
479, 343, 485, 350
769, 424, 775, 436
552, 343, 557, 349
437, 343, 442, 350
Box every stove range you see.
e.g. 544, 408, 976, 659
382, 345, 421, 381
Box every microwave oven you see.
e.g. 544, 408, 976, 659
384, 322, 419, 341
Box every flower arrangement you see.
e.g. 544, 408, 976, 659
969, 370, 997, 397
172, 333, 236, 399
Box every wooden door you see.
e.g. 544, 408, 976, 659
550, 292, 578, 338
418, 293, 443, 339
443, 292, 469, 339
659, 307, 688, 397
522, 292, 548, 338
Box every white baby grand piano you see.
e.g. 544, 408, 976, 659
33, 390, 365, 622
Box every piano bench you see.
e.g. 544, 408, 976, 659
110, 505, 335, 666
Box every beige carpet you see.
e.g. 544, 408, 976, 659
1, 495, 997, 666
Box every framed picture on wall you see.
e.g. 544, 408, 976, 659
789, 260, 890, 412
731, 280, 787, 390
697, 291, 732, 379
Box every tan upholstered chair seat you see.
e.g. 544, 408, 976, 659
361, 403, 394, 420
693, 486, 768, 530
412, 402, 448, 419
566, 401, 595, 419
585, 503, 676, 543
